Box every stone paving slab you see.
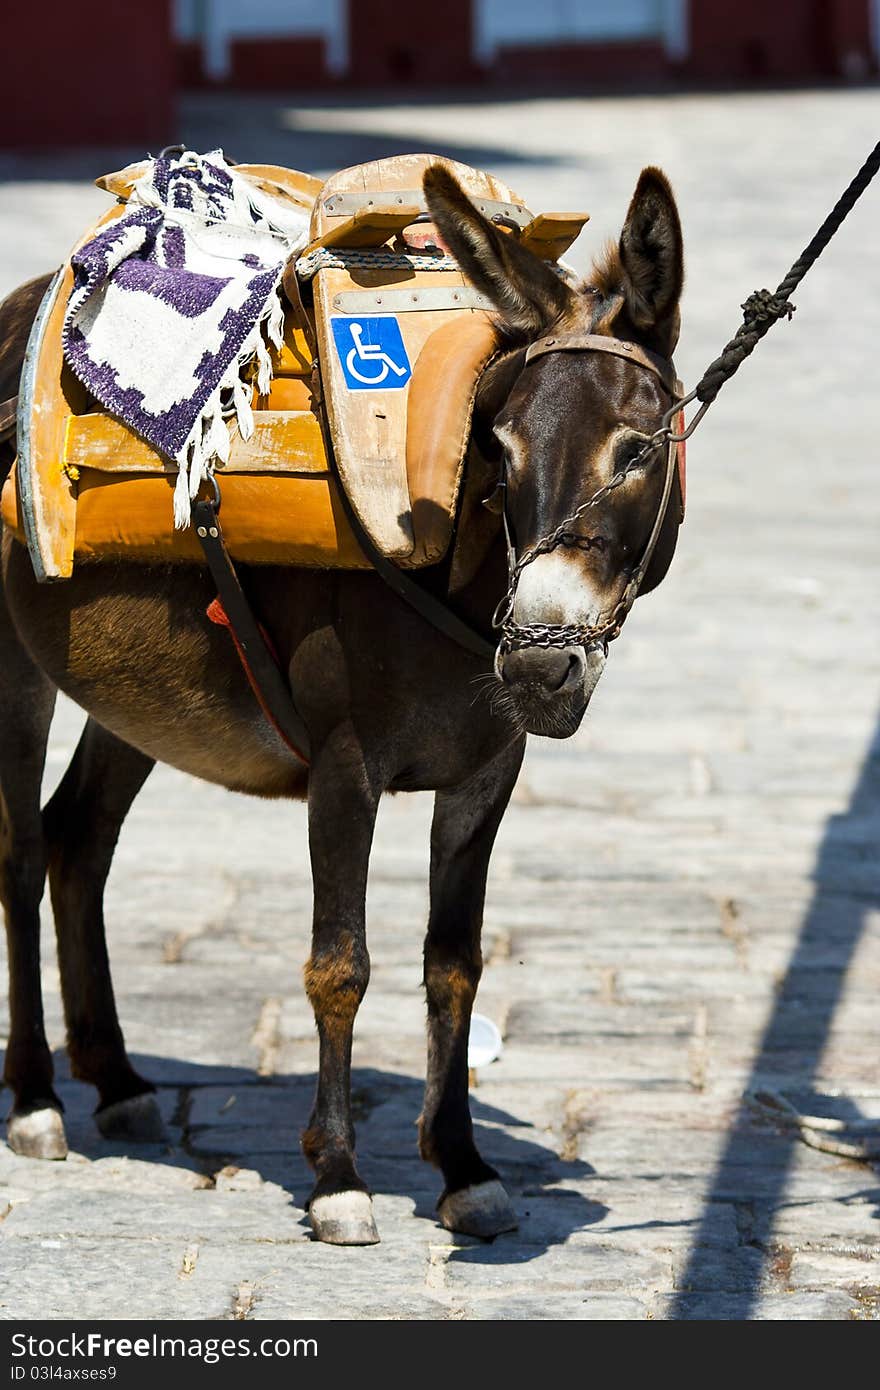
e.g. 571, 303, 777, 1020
2, 88, 880, 1320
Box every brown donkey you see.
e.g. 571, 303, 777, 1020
0, 166, 684, 1244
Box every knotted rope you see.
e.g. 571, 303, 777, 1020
693, 138, 880, 404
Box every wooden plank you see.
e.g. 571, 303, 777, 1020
235, 163, 322, 208
270, 323, 312, 375
302, 205, 421, 257
310, 155, 530, 560
519, 212, 590, 260
64, 411, 328, 476
254, 376, 314, 411
94, 160, 150, 197
314, 268, 471, 558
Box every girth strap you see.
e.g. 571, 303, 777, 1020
329, 464, 495, 662
191, 494, 311, 763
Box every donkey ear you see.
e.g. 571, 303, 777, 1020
616, 167, 683, 351
423, 165, 574, 338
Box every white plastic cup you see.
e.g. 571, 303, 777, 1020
468, 1013, 503, 1070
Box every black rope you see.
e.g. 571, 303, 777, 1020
694, 139, 880, 404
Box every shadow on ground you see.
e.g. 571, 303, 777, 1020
0, 89, 580, 185
673, 707, 880, 1318
27, 1055, 606, 1264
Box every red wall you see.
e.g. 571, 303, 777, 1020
179, 0, 875, 91
4, 0, 874, 149
347, 0, 476, 84
178, 37, 332, 90
490, 40, 667, 85
2, 1, 173, 149
689, 0, 874, 81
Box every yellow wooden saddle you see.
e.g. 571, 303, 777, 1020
1, 154, 589, 581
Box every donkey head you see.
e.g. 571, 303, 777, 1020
424, 165, 685, 737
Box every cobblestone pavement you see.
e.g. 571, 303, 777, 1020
1, 88, 879, 1321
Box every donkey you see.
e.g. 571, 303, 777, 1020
0, 165, 683, 1245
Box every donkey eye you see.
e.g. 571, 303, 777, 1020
615, 431, 654, 470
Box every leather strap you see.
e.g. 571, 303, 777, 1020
0, 395, 17, 444
191, 495, 311, 762
617, 429, 680, 616
525, 334, 677, 395
330, 466, 496, 660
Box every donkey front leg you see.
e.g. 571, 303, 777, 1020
302, 727, 380, 1245
419, 739, 524, 1237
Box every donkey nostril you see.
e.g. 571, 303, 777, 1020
502, 646, 583, 694
544, 652, 573, 692
551, 650, 584, 692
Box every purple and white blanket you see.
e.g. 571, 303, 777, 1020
63, 149, 310, 527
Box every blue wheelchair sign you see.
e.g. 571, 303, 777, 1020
331, 316, 412, 391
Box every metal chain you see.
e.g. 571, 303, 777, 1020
495, 138, 880, 658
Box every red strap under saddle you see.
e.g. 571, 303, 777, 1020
207, 597, 309, 764
674, 408, 686, 518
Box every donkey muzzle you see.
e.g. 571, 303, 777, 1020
497, 643, 605, 736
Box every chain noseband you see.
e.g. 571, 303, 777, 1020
492, 334, 686, 662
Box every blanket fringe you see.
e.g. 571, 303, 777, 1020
172, 279, 289, 528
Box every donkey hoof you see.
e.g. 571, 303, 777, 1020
6, 1107, 68, 1160
96, 1093, 167, 1143
438, 1180, 518, 1238
309, 1191, 380, 1246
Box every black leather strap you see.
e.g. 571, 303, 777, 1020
191, 495, 311, 761
330, 470, 495, 661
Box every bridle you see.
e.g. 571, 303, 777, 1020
491, 333, 687, 662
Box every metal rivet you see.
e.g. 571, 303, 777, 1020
209, 527, 218, 538
196, 526, 207, 537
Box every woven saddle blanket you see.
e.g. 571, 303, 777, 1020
62, 148, 309, 527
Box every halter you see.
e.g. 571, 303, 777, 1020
492, 333, 685, 660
